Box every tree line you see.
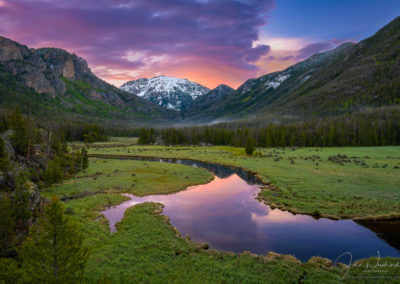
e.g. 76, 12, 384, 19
138, 107, 400, 147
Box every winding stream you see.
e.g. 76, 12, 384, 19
101, 157, 400, 262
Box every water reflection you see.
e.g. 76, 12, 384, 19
102, 172, 400, 261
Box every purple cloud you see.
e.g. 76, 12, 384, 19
245, 44, 271, 63
295, 38, 355, 60
0, 0, 274, 87
296, 42, 335, 60
279, 55, 294, 61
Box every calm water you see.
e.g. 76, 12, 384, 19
101, 158, 400, 262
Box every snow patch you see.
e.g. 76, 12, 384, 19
264, 74, 290, 89
167, 103, 178, 110
120, 75, 210, 111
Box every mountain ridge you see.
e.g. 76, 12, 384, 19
182, 16, 400, 122
182, 84, 235, 120
180, 42, 355, 122
120, 75, 210, 111
0, 36, 175, 123
1, 16, 400, 125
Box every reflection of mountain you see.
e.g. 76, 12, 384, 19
161, 158, 261, 184
356, 220, 400, 251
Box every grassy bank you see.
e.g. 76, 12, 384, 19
87, 142, 400, 219
62, 193, 399, 283
43, 158, 213, 199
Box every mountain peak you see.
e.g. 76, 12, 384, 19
213, 84, 234, 92
120, 75, 210, 111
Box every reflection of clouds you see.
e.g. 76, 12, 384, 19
251, 209, 310, 227
103, 175, 261, 226
137, 175, 260, 210
101, 199, 140, 232
102, 173, 400, 261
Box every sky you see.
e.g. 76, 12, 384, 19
1, 0, 400, 89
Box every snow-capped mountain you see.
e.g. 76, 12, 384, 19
120, 76, 210, 111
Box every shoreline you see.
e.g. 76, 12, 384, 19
89, 153, 400, 222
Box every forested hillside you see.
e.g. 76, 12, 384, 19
269, 16, 400, 117
181, 17, 400, 122
184, 43, 354, 121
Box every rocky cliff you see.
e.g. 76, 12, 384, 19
0, 36, 175, 122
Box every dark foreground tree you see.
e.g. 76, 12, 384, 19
0, 138, 9, 173
0, 258, 19, 283
245, 137, 255, 155
0, 195, 15, 257
20, 197, 89, 283
11, 175, 31, 232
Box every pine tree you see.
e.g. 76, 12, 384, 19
82, 148, 89, 170
0, 138, 9, 173
8, 107, 29, 155
11, 174, 31, 232
245, 137, 255, 155
44, 155, 64, 185
0, 258, 19, 283
138, 128, 147, 144
20, 197, 89, 283
0, 195, 15, 257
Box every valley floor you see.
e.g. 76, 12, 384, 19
87, 140, 400, 219
45, 139, 400, 282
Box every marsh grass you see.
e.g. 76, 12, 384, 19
88, 141, 400, 218
43, 158, 213, 199
62, 194, 399, 283
65, 196, 349, 283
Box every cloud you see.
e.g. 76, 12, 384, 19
254, 37, 356, 77
295, 41, 335, 59
244, 44, 271, 62
278, 55, 294, 61
0, 0, 274, 88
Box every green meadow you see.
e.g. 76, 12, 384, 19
44, 146, 400, 283
87, 141, 400, 219
43, 158, 213, 199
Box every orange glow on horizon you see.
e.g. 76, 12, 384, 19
16, 37, 304, 90
100, 63, 257, 90
98, 50, 303, 90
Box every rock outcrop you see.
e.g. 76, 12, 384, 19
0, 36, 175, 121
0, 37, 65, 96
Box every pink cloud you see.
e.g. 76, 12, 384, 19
0, 0, 275, 88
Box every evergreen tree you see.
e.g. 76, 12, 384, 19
44, 155, 64, 185
83, 131, 98, 145
0, 258, 19, 283
245, 137, 255, 155
82, 148, 89, 170
11, 174, 31, 232
0, 195, 15, 257
8, 107, 29, 155
20, 197, 89, 283
0, 137, 9, 173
